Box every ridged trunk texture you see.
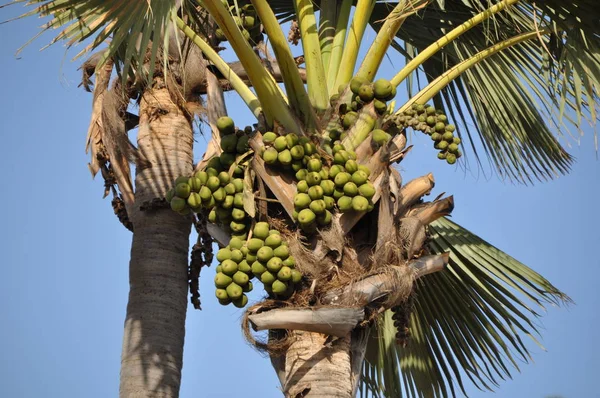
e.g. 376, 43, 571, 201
284, 331, 353, 398
119, 78, 194, 398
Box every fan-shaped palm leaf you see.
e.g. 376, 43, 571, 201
361, 216, 571, 397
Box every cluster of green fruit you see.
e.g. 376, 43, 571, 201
395, 104, 462, 165
215, 2, 263, 45
260, 132, 318, 172
166, 160, 252, 238
216, 116, 250, 168
214, 222, 303, 306
293, 144, 376, 232
333, 76, 397, 118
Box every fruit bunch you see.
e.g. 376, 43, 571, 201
260, 132, 318, 173
216, 116, 250, 171
215, 2, 263, 45
246, 222, 302, 299
333, 76, 397, 116
214, 236, 254, 307
394, 104, 462, 165
292, 142, 375, 232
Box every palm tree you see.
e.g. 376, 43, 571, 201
6, 0, 598, 397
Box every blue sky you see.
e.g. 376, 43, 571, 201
0, 5, 598, 398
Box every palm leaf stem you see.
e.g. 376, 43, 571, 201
389, 0, 521, 88
318, 0, 337, 73
326, 0, 352, 96
294, 0, 329, 111
398, 28, 551, 113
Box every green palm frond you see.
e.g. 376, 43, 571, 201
361, 217, 571, 397
370, 0, 600, 183
4, 0, 205, 82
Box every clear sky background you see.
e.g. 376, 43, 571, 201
0, 5, 598, 398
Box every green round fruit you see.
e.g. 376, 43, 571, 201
448, 143, 459, 154
273, 136, 288, 152
436, 141, 449, 151
277, 266, 292, 281
374, 99, 387, 114
194, 171, 209, 186
229, 237, 244, 250
320, 180, 335, 196
333, 189, 345, 200
215, 272, 233, 289
343, 182, 358, 196
273, 245, 289, 260
232, 294, 248, 308
206, 167, 219, 178
263, 132, 277, 145
283, 256, 295, 267
291, 269, 302, 284
323, 196, 335, 210
230, 220, 247, 233
257, 246, 274, 263
329, 165, 343, 179
253, 222, 270, 240
334, 150, 349, 165
352, 195, 369, 212
176, 183, 191, 199
358, 182, 375, 199
337, 196, 353, 212
310, 199, 326, 215
372, 129, 391, 145
170, 197, 187, 212
291, 145, 305, 160
437, 152, 447, 160
307, 158, 322, 172
308, 185, 324, 200
230, 208, 245, 222
373, 79, 393, 99
221, 259, 238, 276
233, 193, 244, 208
224, 183, 236, 195
261, 271, 277, 285
220, 134, 238, 152
233, 271, 249, 286
217, 116, 235, 135
345, 159, 358, 174
442, 131, 454, 141
445, 124, 456, 133
251, 261, 267, 276
431, 132, 442, 142
297, 208, 316, 225
221, 195, 233, 210
208, 208, 218, 223
238, 259, 251, 275
342, 112, 358, 129
212, 187, 226, 202
291, 161, 304, 172
357, 165, 370, 177
266, 257, 283, 273
216, 288, 229, 301
426, 106, 436, 116
358, 84, 375, 102
216, 248, 232, 262
265, 234, 283, 249
317, 209, 333, 226
262, 147, 279, 165
305, 172, 322, 187
236, 135, 249, 153
453, 137, 461, 145
435, 122, 446, 132
272, 280, 288, 295
285, 133, 299, 149
175, 176, 190, 186
446, 153, 457, 164
206, 176, 221, 192
188, 177, 203, 192
350, 76, 368, 94
278, 149, 293, 165
165, 189, 175, 203
247, 238, 264, 252
296, 180, 309, 194
217, 171, 230, 186
351, 170, 368, 186
231, 178, 243, 193
231, 249, 244, 263
219, 152, 236, 168
226, 282, 243, 300
334, 172, 351, 187
295, 169, 308, 181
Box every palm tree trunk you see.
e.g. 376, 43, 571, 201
119, 78, 194, 398
284, 331, 353, 398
